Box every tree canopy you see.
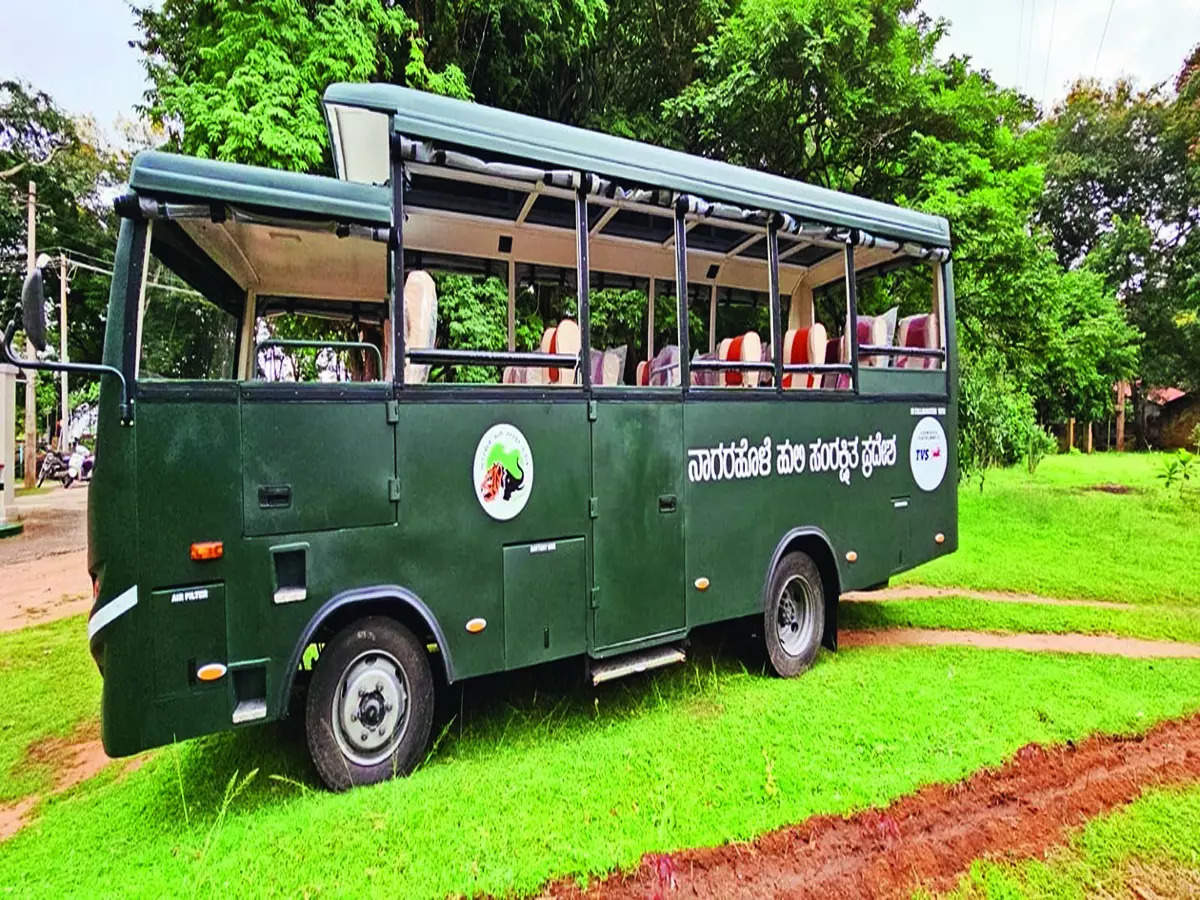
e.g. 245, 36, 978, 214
3, 1, 1193, 469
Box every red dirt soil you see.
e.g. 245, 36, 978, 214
841, 627, 1200, 659
542, 713, 1200, 899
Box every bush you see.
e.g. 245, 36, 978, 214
957, 345, 1042, 483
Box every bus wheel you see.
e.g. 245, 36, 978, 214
763, 551, 825, 677
305, 616, 434, 791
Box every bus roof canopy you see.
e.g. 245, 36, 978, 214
129, 149, 390, 225
322, 83, 951, 248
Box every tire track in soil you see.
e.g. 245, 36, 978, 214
541, 712, 1200, 899
840, 627, 1200, 659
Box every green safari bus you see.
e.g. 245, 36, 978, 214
5, 84, 957, 790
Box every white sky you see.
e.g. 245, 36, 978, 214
1, 0, 1197, 138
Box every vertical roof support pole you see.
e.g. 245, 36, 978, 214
507, 259, 516, 352
708, 285, 717, 354
844, 242, 859, 394
647, 277, 656, 362
674, 196, 690, 392
389, 128, 405, 387
767, 218, 783, 392
575, 185, 591, 389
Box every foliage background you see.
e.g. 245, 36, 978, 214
4, 1, 1197, 472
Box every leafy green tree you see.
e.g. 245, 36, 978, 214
1, 81, 126, 436
133, 0, 470, 171
1038, 53, 1200, 391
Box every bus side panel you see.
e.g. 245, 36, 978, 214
682, 397, 956, 628
131, 390, 243, 747
394, 398, 591, 679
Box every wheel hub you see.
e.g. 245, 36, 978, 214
776, 575, 814, 656
335, 652, 409, 764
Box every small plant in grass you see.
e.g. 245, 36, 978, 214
1025, 428, 1058, 474
1157, 449, 1196, 498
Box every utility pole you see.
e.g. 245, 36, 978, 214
23, 181, 36, 489
59, 254, 68, 452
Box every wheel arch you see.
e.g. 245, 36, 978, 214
765, 527, 841, 651
280, 585, 455, 714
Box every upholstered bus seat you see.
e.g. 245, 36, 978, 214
637, 345, 680, 386
896, 313, 938, 369
781, 325, 827, 389
404, 270, 437, 383
716, 332, 764, 387
856, 314, 890, 368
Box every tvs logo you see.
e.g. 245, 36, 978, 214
473, 423, 533, 520
910, 416, 948, 492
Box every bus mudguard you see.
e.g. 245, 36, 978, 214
765, 526, 841, 651
281, 585, 456, 712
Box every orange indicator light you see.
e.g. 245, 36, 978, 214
845, 551, 858, 563
465, 618, 487, 634
694, 577, 710, 591
935, 532, 946, 544
190, 541, 224, 561
196, 663, 227, 682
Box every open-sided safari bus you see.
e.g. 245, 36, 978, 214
4, 85, 957, 790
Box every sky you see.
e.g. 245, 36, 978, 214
2, 0, 1198, 140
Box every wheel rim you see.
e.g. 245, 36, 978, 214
776, 574, 818, 657
330, 649, 410, 767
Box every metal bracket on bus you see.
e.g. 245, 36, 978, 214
2, 319, 134, 425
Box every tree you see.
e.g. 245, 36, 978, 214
133, 0, 470, 172
1038, 51, 1200, 392
1, 81, 124, 404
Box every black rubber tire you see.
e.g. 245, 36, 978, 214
763, 551, 825, 678
36, 465, 47, 488
305, 616, 435, 791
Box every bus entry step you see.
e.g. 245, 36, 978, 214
590, 645, 686, 686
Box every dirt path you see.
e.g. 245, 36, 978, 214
543, 713, 1200, 899
0, 486, 91, 632
0, 720, 121, 842
842, 584, 1149, 612
840, 627, 1200, 659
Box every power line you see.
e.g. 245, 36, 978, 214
1041, 0, 1059, 106
1025, 0, 1038, 95
63, 257, 202, 297
1094, 0, 1117, 76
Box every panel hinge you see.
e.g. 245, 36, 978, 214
589, 496, 599, 518
388, 477, 401, 502
589, 585, 600, 609
386, 400, 399, 423
588, 399, 597, 421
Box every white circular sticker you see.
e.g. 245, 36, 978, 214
473, 423, 534, 520
910, 416, 948, 492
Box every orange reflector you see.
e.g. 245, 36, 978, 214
190, 541, 224, 561
196, 662, 227, 682
465, 617, 487, 634
694, 577, 710, 591
845, 550, 858, 563
935, 532, 946, 545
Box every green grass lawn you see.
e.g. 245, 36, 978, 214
946, 783, 1200, 898
898, 453, 1200, 606
0, 616, 100, 802
3, 631, 1200, 898
841, 596, 1200, 644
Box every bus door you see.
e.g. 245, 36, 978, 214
589, 397, 687, 651
240, 383, 396, 537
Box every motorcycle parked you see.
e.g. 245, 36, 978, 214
36, 448, 68, 488
64, 444, 94, 488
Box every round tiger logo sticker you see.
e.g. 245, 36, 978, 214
473, 423, 533, 520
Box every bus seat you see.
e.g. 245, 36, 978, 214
822, 336, 852, 390
781, 325, 827, 389
896, 313, 938, 369
717, 331, 763, 387
856, 315, 890, 367
649, 345, 680, 386
635, 359, 649, 386
589, 346, 627, 386
403, 270, 437, 383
